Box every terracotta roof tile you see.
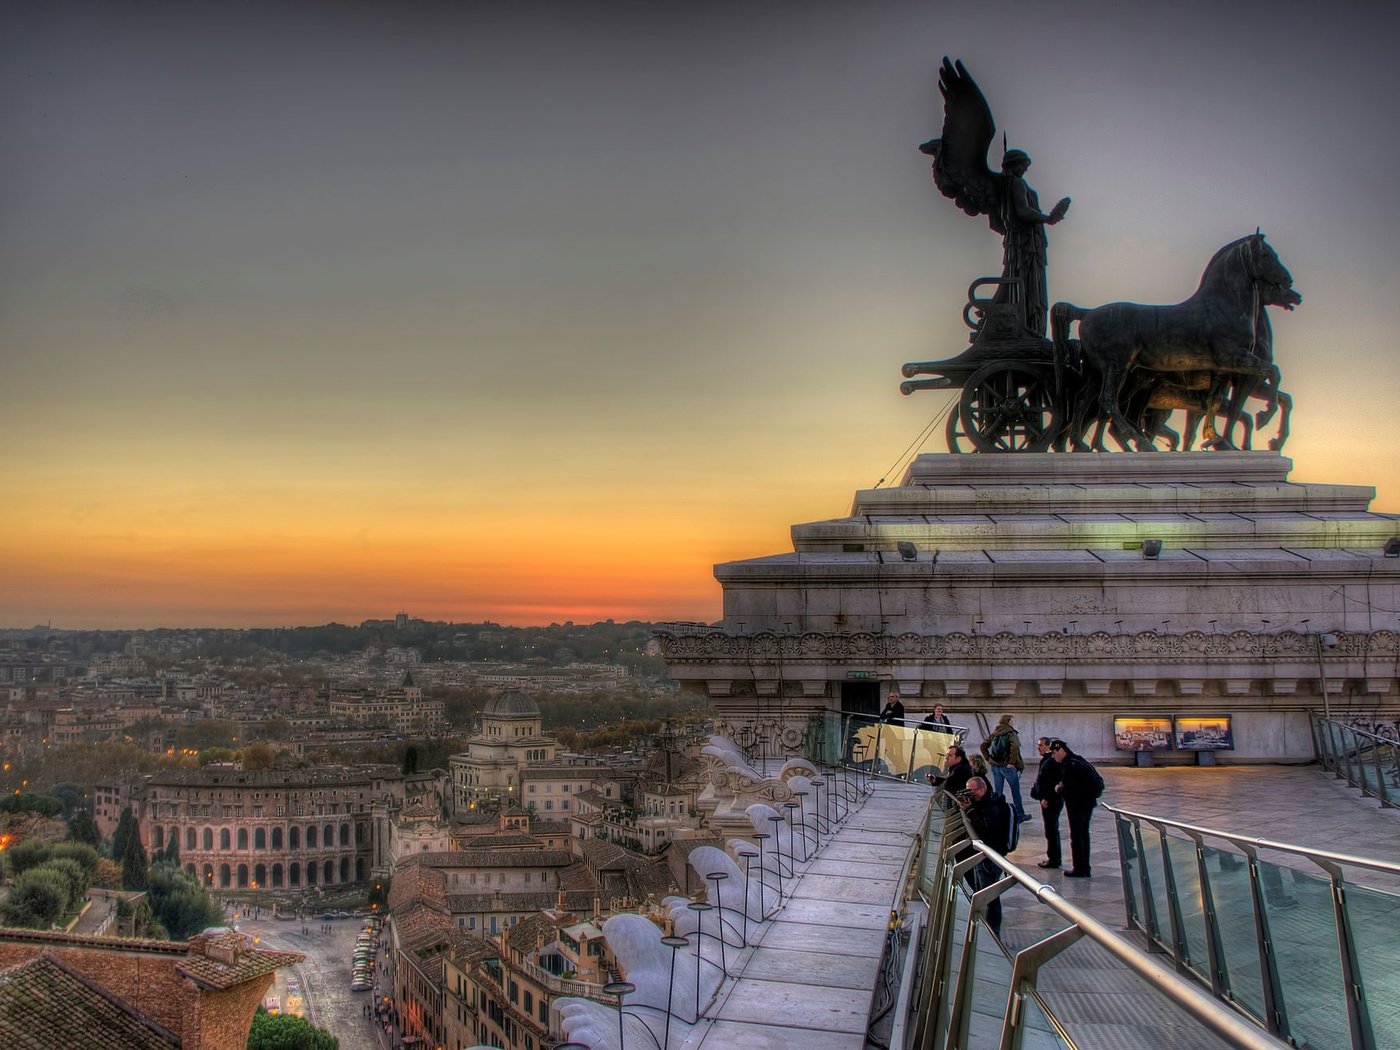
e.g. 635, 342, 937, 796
0, 953, 179, 1048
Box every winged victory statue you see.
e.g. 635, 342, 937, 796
920, 57, 1070, 338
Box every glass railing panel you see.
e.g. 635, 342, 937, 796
1262, 860, 1348, 1050
1199, 843, 1265, 1022
1163, 835, 1208, 977
1137, 828, 1173, 950
1345, 880, 1400, 1049
964, 924, 1013, 1049
841, 715, 961, 784
1016, 989, 1073, 1050
1116, 816, 1141, 926
940, 891, 971, 1035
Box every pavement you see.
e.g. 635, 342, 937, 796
232, 912, 390, 1050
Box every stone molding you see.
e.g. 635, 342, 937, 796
656, 627, 1397, 664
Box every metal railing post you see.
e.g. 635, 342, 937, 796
1314, 859, 1377, 1050
998, 924, 1086, 1050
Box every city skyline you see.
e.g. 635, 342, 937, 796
4, 2, 1398, 629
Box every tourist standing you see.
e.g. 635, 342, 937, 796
958, 776, 1012, 937
981, 715, 1029, 824
920, 703, 953, 731
1029, 736, 1063, 869
1051, 739, 1105, 877
879, 689, 906, 724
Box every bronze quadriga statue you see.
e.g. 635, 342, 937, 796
902, 58, 1299, 453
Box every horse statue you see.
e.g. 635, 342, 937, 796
1053, 233, 1300, 452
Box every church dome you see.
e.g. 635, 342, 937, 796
483, 690, 540, 719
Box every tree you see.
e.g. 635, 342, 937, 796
145, 861, 222, 940
93, 857, 123, 889
110, 807, 138, 862
43, 857, 90, 909
163, 835, 180, 866
239, 742, 277, 771
50, 842, 101, 881
4, 840, 51, 879
247, 1008, 339, 1050
121, 828, 148, 891
1, 867, 71, 928
67, 808, 101, 847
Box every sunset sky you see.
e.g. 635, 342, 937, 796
3, 1, 1398, 628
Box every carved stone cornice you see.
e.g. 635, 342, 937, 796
655, 628, 1398, 665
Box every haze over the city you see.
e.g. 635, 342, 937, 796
4, 0, 1398, 628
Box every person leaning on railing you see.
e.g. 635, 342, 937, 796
927, 744, 974, 796
957, 776, 1012, 938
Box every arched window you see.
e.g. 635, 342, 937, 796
202, 864, 214, 886
356, 857, 366, 882
219, 864, 231, 888
254, 864, 266, 888
340, 823, 350, 847
203, 827, 213, 851
272, 827, 283, 850
356, 823, 366, 845
237, 864, 249, 888
220, 828, 231, 851
168, 826, 178, 850
289, 826, 300, 850
152, 826, 164, 849
306, 863, 317, 886
323, 859, 333, 885
254, 828, 266, 850
186, 863, 196, 877
323, 824, 333, 849
290, 862, 301, 887
340, 857, 350, 883
186, 827, 196, 851
236, 828, 248, 851
307, 825, 318, 849
272, 863, 283, 888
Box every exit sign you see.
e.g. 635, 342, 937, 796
847, 671, 873, 679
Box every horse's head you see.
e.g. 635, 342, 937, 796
1245, 233, 1301, 310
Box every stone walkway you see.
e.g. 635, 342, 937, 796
673, 762, 1399, 1049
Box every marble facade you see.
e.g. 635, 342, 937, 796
658, 452, 1400, 763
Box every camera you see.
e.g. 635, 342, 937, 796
955, 789, 974, 804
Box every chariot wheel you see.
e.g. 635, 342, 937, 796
944, 401, 974, 453
959, 362, 1061, 453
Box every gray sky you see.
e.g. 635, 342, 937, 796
2, 1, 1398, 626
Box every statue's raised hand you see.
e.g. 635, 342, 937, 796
1049, 197, 1071, 224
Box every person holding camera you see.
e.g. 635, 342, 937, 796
958, 776, 1011, 937
927, 744, 973, 796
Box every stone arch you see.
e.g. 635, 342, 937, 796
289, 826, 300, 850
307, 825, 318, 849
271, 863, 283, 888
185, 827, 196, 852
322, 824, 333, 848
356, 857, 366, 882
219, 828, 231, 851
219, 864, 231, 888
167, 826, 178, 850
306, 862, 317, 886
203, 827, 214, 851
323, 859, 333, 885
289, 861, 300, 887
152, 826, 164, 849
236, 828, 248, 851
339, 823, 350, 847
202, 864, 214, 886
254, 827, 267, 850
237, 863, 249, 888
271, 827, 283, 850
339, 857, 350, 883
254, 863, 266, 888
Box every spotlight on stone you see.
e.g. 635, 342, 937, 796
1141, 539, 1162, 560
897, 541, 918, 561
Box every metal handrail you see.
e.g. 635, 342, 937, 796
1311, 711, 1399, 808
966, 839, 1288, 1050
1104, 804, 1400, 876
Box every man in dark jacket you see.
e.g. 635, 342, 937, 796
959, 776, 1011, 937
879, 689, 906, 724
1051, 739, 1103, 877
1029, 736, 1062, 869
928, 744, 974, 796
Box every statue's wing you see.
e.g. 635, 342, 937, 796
921, 57, 1001, 228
